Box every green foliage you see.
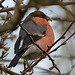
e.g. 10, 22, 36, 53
2, 33, 8, 39
10, 35, 16, 41
1, 15, 5, 20
21, 0, 24, 4
7, 12, 12, 19
4, 47, 10, 51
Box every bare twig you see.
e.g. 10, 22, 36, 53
66, 64, 75, 75
20, 57, 43, 75
51, 55, 75, 59
59, 3, 75, 19
21, 56, 61, 75
21, 55, 60, 75
47, 20, 74, 52
51, 17, 75, 22
0, 0, 75, 33
0, 1, 28, 33
49, 32, 75, 54
0, 65, 19, 75
0, 7, 15, 12
0, 0, 5, 4
35, 66, 59, 74
0, 1, 75, 13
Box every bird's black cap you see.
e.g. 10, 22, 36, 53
28, 11, 50, 21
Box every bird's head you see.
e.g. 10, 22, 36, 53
28, 11, 52, 21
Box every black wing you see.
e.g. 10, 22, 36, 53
14, 18, 47, 53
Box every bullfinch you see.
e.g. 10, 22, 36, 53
8, 11, 55, 68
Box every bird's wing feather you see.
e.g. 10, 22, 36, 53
14, 18, 47, 54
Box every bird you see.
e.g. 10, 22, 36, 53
8, 11, 55, 68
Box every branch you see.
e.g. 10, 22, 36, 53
35, 66, 64, 75
20, 55, 60, 75
0, 1, 28, 33
0, 0, 4, 7
0, 0, 5, 4
0, 1, 75, 13
28, 0, 75, 7
51, 17, 75, 22
47, 20, 74, 52
0, 0, 75, 33
51, 55, 75, 59
50, 32, 75, 54
0, 7, 15, 12
0, 65, 19, 75
20, 56, 43, 75
59, 3, 75, 19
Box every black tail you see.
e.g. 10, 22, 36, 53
14, 36, 22, 53
8, 49, 26, 68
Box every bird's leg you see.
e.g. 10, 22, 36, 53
23, 60, 31, 71
20, 60, 27, 73
26, 60, 30, 69
26, 60, 35, 74
24, 60, 34, 74
24, 60, 27, 70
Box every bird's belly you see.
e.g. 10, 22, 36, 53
22, 44, 42, 60
22, 52, 41, 60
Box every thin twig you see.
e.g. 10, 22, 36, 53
51, 55, 75, 59
20, 57, 43, 75
0, 2, 75, 13
0, 7, 15, 13
59, 3, 75, 19
49, 32, 75, 54
51, 17, 75, 22
66, 64, 75, 75
0, 0, 5, 4
21, 55, 60, 75
47, 20, 74, 52
0, 65, 19, 75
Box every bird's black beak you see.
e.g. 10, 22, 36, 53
46, 16, 52, 21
